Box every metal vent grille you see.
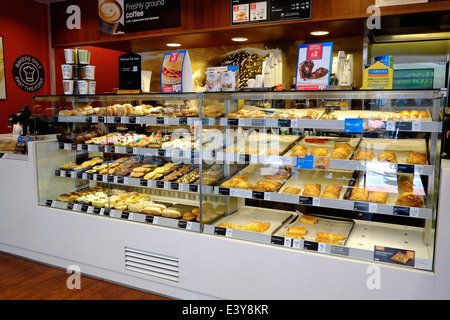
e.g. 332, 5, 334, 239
125, 247, 179, 282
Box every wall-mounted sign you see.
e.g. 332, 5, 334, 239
12, 55, 45, 93
231, 0, 311, 25
98, 0, 181, 35
119, 53, 141, 90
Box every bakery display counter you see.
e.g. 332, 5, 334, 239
33, 90, 445, 272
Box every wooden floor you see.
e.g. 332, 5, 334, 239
0, 252, 171, 300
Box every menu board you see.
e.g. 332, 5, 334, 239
231, 0, 311, 25
99, 0, 181, 35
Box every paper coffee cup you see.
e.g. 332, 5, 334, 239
82, 65, 96, 80
77, 80, 88, 95
64, 49, 77, 64
78, 50, 91, 65
247, 79, 255, 88
99, 0, 123, 35
255, 74, 263, 88
88, 81, 96, 95
63, 80, 74, 95
61, 65, 74, 79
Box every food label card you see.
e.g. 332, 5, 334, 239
160, 50, 193, 93
295, 42, 333, 90
374, 245, 415, 267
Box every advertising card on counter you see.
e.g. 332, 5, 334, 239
160, 50, 193, 93
362, 61, 393, 90
295, 42, 333, 91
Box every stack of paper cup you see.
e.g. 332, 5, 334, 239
82, 64, 96, 95
62, 48, 96, 95
62, 48, 77, 95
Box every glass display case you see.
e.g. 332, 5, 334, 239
34, 89, 446, 271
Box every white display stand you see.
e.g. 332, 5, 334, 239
0, 143, 449, 299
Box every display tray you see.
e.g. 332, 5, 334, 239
218, 164, 291, 193
212, 207, 294, 235
54, 159, 220, 194
225, 107, 326, 120
217, 132, 300, 161
348, 171, 427, 208
214, 165, 432, 218
279, 169, 356, 200
57, 115, 218, 126
324, 109, 432, 122
274, 213, 354, 246
353, 138, 428, 165
283, 136, 360, 160
38, 198, 202, 231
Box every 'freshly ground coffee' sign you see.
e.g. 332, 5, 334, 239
98, 0, 181, 35
13, 55, 45, 93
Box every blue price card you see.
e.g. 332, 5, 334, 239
345, 118, 364, 133
297, 155, 314, 169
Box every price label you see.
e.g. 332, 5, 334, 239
303, 240, 319, 251
345, 118, 364, 133
178, 221, 192, 230
145, 215, 158, 224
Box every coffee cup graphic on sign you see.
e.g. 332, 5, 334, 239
98, 0, 123, 35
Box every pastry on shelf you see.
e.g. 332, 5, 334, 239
302, 183, 321, 197
353, 150, 374, 161
395, 192, 424, 207
299, 215, 318, 225
282, 187, 301, 195
400, 180, 414, 193
367, 191, 388, 204
349, 187, 368, 201
321, 185, 342, 199
250, 180, 282, 192
316, 232, 346, 241
310, 148, 328, 157
217, 221, 270, 233
330, 147, 349, 160
406, 152, 427, 165
288, 226, 307, 235
378, 151, 398, 163
285, 233, 304, 239
290, 145, 307, 158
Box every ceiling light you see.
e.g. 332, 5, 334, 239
231, 37, 248, 42
166, 43, 182, 47
310, 31, 330, 36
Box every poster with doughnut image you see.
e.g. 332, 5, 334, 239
295, 42, 333, 91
